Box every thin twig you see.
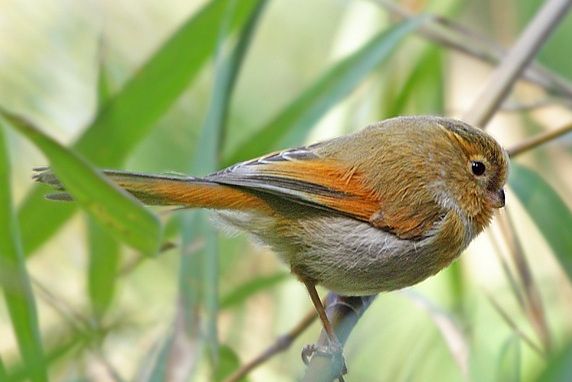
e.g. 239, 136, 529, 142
463, 0, 572, 126
403, 290, 469, 378
32, 278, 92, 332
92, 348, 126, 382
486, 293, 545, 356
118, 240, 178, 276
487, 229, 527, 312
372, 0, 572, 99
32, 278, 125, 382
508, 121, 572, 157
223, 309, 317, 382
501, 98, 572, 112
496, 210, 551, 352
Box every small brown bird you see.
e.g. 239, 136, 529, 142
35, 115, 509, 373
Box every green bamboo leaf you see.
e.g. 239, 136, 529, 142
497, 336, 521, 382
145, 334, 175, 382
0, 126, 47, 382
223, 17, 424, 166
220, 273, 288, 309
509, 163, 572, 282
536, 342, 572, 382
87, 217, 121, 320
6, 330, 87, 382
0, 358, 7, 381
17, 0, 262, 256
214, 345, 248, 382
85, 41, 122, 322
96, 43, 112, 108
387, 46, 444, 117
3, 113, 162, 257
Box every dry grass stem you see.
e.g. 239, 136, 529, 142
487, 229, 527, 312
404, 290, 469, 377
223, 309, 317, 382
508, 121, 572, 157
496, 211, 552, 351
373, 0, 572, 99
462, 0, 572, 126
486, 294, 545, 356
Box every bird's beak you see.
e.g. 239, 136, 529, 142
490, 188, 505, 208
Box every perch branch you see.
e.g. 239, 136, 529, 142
302, 294, 376, 381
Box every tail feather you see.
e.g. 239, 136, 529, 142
33, 168, 271, 212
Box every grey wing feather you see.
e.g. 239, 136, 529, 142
206, 144, 345, 204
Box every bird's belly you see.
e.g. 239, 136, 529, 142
214, 210, 462, 296
285, 216, 461, 295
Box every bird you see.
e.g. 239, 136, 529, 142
34, 115, 509, 376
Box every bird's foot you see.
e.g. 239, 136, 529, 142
301, 340, 347, 377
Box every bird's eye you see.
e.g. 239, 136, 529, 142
471, 161, 486, 176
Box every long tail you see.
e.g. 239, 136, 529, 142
33, 167, 270, 212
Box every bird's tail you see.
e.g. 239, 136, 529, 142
33, 167, 270, 212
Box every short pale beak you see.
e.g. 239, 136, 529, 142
490, 189, 505, 208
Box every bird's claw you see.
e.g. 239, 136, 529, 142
301, 342, 347, 376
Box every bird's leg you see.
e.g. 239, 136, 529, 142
304, 281, 338, 342
302, 280, 347, 380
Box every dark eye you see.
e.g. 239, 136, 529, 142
471, 161, 486, 176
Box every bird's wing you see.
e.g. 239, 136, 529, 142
207, 146, 440, 239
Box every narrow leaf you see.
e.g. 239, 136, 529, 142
3, 113, 162, 257
214, 345, 247, 382
404, 290, 469, 377
497, 336, 521, 382
7, 330, 87, 382
509, 163, 572, 282
536, 342, 572, 382
0, 125, 47, 382
87, 45, 122, 321
223, 17, 424, 166
220, 273, 288, 309
17, 0, 262, 256
387, 46, 444, 117
87, 217, 121, 320
0, 358, 7, 381
96, 42, 112, 107
144, 334, 175, 382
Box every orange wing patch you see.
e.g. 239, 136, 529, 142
210, 156, 383, 224
255, 159, 381, 221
